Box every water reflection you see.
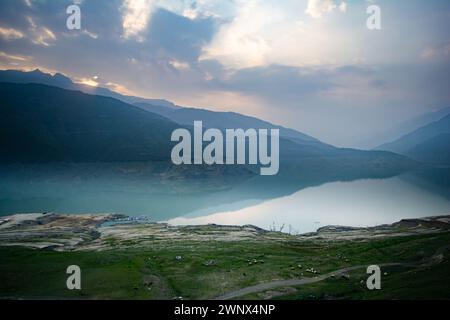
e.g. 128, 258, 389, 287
1, 164, 449, 233
168, 176, 450, 233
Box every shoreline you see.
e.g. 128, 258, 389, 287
0, 212, 449, 251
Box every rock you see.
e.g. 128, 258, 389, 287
204, 259, 216, 266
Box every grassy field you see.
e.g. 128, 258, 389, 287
1, 230, 449, 300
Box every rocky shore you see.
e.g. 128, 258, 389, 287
1, 213, 449, 251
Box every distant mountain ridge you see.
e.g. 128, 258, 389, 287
0, 69, 179, 110
0, 82, 413, 180
376, 114, 450, 165
135, 103, 322, 146
0, 69, 324, 147
355, 106, 450, 149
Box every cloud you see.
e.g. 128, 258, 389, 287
201, 0, 356, 69
200, 1, 273, 69
121, 0, 154, 40
22, 16, 56, 46
209, 64, 385, 104
0, 51, 29, 61
76, 77, 99, 87
420, 43, 450, 61
120, 1, 221, 42
33, 27, 56, 46
104, 81, 134, 95
83, 30, 98, 39
147, 8, 217, 63
305, 0, 347, 18
158, 0, 230, 21
0, 27, 24, 40
169, 59, 190, 71
180, 0, 219, 20
0, 51, 33, 70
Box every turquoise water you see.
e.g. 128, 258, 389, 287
1, 166, 449, 233
167, 176, 450, 233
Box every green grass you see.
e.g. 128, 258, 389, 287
257, 261, 450, 300
1, 231, 450, 300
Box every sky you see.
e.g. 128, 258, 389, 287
0, 0, 449, 147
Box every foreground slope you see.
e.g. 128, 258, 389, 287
0, 213, 449, 300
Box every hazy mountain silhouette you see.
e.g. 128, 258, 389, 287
0, 69, 326, 147
134, 103, 323, 147
0, 69, 179, 111
0, 83, 180, 163
376, 114, 450, 165
356, 106, 450, 149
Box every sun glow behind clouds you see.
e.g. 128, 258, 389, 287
201, 0, 353, 69
200, 1, 273, 69
77, 77, 99, 87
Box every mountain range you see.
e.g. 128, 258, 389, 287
356, 106, 450, 149
0, 69, 323, 147
0, 69, 179, 110
0, 69, 414, 180
376, 114, 450, 165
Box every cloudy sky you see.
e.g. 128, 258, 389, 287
0, 0, 449, 147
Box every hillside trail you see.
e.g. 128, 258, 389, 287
213, 244, 450, 300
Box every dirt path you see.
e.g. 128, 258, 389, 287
214, 244, 450, 300
213, 263, 406, 300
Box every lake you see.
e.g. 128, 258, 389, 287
1, 165, 449, 233
167, 176, 450, 234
